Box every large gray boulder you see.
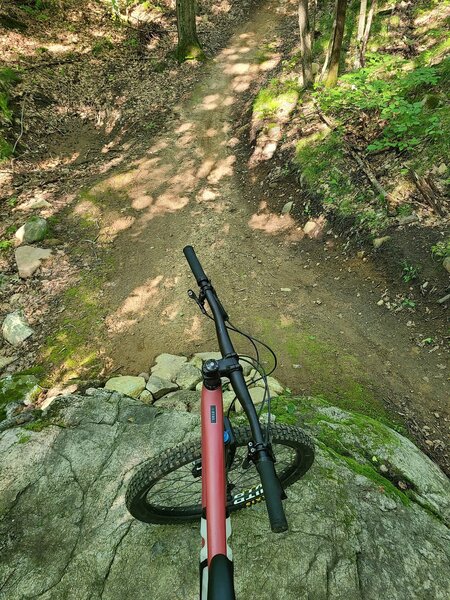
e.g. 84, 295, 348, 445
0, 391, 449, 599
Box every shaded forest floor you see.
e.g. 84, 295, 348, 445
0, 1, 449, 472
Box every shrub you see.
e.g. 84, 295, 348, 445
314, 56, 443, 153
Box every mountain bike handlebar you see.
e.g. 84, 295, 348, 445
184, 245, 209, 286
183, 245, 288, 533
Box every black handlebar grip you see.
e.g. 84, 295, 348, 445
183, 246, 209, 285
256, 459, 288, 533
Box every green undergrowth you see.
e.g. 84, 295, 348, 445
257, 0, 450, 238
295, 129, 388, 234
253, 78, 300, 120
315, 54, 445, 153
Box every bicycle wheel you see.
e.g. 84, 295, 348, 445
126, 423, 314, 524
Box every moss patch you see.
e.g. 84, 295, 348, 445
0, 375, 40, 421
321, 444, 411, 506
255, 316, 393, 423
38, 270, 109, 387
253, 78, 299, 119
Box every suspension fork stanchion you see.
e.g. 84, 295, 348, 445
199, 360, 234, 600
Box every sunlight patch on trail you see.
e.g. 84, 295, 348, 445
106, 276, 164, 333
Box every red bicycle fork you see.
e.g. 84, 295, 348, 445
199, 385, 233, 599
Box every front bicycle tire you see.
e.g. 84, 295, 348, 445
126, 423, 314, 524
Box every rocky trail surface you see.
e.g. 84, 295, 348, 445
1, 386, 449, 599
71, 2, 449, 470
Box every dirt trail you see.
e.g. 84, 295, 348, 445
83, 2, 448, 467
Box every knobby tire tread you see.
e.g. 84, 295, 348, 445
126, 424, 314, 524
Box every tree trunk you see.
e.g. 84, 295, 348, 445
357, 0, 367, 40
298, 0, 313, 87
359, 0, 377, 67
323, 0, 348, 87
354, 0, 367, 68
176, 0, 205, 62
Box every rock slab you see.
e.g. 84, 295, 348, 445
15, 216, 48, 244
175, 363, 202, 390
151, 353, 187, 382
0, 392, 449, 599
2, 312, 34, 345
15, 245, 52, 278
104, 376, 146, 398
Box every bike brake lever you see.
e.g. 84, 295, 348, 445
188, 289, 207, 315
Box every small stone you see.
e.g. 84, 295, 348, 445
15, 245, 52, 278
255, 376, 284, 396
281, 201, 293, 215
379, 464, 389, 474
303, 218, 326, 240
175, 363, 202, 390
236, 387, 266, 411
17, 198, 51, 210
311, 62, 320, 75
146, 375, 178, 399
397, 214, 418, 226
139, 390, 153, 404
40, 396, 58, 410
303, 220, 317, 235
226, 137, 239, 148
281, 288, 291, 292
377, 299, 384, 306
222, 390, 236, 412
373, 236, 391, 249
239, 359, 253, 376
260, 413, 277, 425
15, 216, 48, 244
138, 372, 149, 381
104, 376, 146, 398
150, 353, 187, 382
45, 384, 78, 399
2, 312, 34, 345
436, 163, 447, 175
443, 256, 450, 274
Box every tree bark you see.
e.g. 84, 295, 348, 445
176, 0, 205, 62
357, 0, 367, 41
323, 0, 348, 87
298, 0, 313, 87
359, 0, 377, 67
354, 0, 367, 68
